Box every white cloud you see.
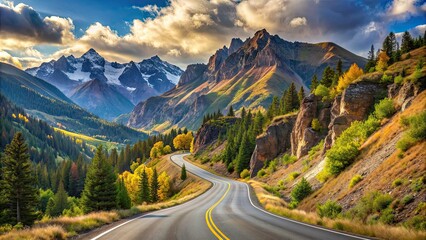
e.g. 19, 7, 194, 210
290, 17, 307, 27
387, 0, 420, 19
133, 5, 160, 16
0, 50, 22, 68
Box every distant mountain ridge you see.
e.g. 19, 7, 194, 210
26, 49, 183, 119
0, 62, 147, 143
128, 29, 367, 132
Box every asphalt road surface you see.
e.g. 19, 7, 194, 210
89, 153, 369, 240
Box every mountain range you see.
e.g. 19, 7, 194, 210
26, 49, 183, 119
128, 29, 367, 131
0, 62, 147, 143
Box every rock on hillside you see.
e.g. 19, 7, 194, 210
192, 117, 237, 153
250, 114, 297, 177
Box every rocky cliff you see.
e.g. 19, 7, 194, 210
192, 117, 237, 154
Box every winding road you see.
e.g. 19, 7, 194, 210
88, 153, 368, 240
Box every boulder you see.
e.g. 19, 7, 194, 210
250, 115, 296, 177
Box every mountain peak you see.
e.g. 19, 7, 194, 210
150, 55, 161, 61
81, 48, 102, 59
254, 29, 270, 38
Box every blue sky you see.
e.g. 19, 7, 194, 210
0, 0, 425, 69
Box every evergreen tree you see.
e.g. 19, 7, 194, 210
81, 145, 117, 213
235, 132, 255, 174
117, 178, 131, 209
298, 86, 305, 103
138, 168, 150, 203
365, 44, 376, 71
2, 132, 38, 225
253, 111, 265, 136
0, 156, 9, 224
150, 168, 159, 202
46, 181, 68, 217
336, 59, 343, 77
401, 31, 414, 53
180, 164, 187, 181
227, 105, 235, 117
310, 75, 319, 93
320, 66, 335, 87
284, 83, 299, 113
267, 96, 280, 120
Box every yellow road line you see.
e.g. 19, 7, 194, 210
205, 182, 231, 240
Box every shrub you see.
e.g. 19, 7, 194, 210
311, 118, 321, 131
308, 140, 324, 159
401, 194, 414, 205
281, 154, 297, 165
411, 177, 425, 192
379, 208, 395, 224
314, 84, 330, 101
325, 117, 379, 175
317, 200, 342, 219
392, 178, 403, 187
373, 194, 393, 212
267, 159, 278, 173
381, 74, 393, 83
404, 216, 426, 231
287, 172, 300, 181
257, 169, 266, 178
394, 75, 404, 84
277, 180, 286, 190
397, 111, 426, 151
374, 98, 395, 119
240, 169, 250, 179
291, 178, 312, 204
349, 174, 363, 188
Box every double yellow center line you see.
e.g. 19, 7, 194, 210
205, 182, 231, 240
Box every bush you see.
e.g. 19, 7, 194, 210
374, 98, 395, 119
404, 216, 426, 231
257, 169, 266, 178
394, 75, 404, 84
401, 194, 414, 205
397, 111, 426, 152
311, 118, 321, 131
381, 74, 393, 83
240, 169, 250, 179
392, 178, 403, 187
291, 178, 312, 204
373, 194, 393, 212
281, 154, 297, 165
287, 172, 300, 181
379, 208, 395, 224
317, 200, 342, 219
314, 84, 330, 101
349, 174, 363, 188
411, 177, 425, 192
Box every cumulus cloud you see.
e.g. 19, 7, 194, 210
133, 5, 160, 16
290, 17, 307, 27
0, 2, 75, 44
387, 0, 420, 19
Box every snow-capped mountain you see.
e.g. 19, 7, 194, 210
26, 48, 183, 119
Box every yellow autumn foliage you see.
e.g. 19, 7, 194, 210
173, 132, 193, 150
336, 63, 364, 94
376, 51, 390, 72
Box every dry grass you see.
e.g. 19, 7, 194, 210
0, 225, 67, 240
249, 180, 426, 240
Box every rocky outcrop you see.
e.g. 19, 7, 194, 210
193, 117, 237, 154
324, 81, 387, 150
388, 80, 426, 111
177, 64, 207, 87
250, 115, 297, 177
291, 94, 331, 158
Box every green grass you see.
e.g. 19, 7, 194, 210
349, 174, 363, 188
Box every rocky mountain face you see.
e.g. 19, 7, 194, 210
128, 29, 366, 132
26, 49, 183, 119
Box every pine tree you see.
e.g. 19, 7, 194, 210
310, 75, 319, 93
2, 132, 38, 225
117, 178, 131, 209
138, 167, 150, 203
284, 83, 299, 113
320, 66, 335, 87
235, 132, 254, 174
227, 105, 235, 117
81, 145, 117, 213
267, 96, 280, 119
150, 168, 159, 202
180, 164, 187, 181
298, 86, 305, 102
336, 59, 343, 77
365, 44, 376, 71
47, 181, 68, 216
401, 31, 414, 53
0, 156, 9, 224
